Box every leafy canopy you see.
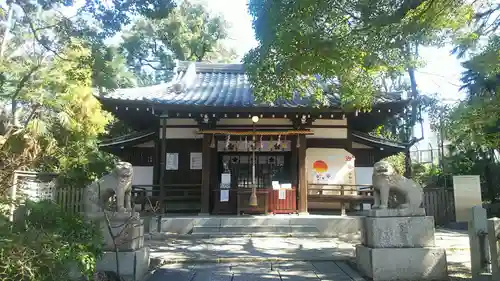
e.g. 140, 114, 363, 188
244, 0, 473, 108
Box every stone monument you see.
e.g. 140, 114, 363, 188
84, 162, 150, 281
355, 161, 447, 281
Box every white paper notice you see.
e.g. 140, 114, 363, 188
278, 189, 286, 200
272, 181, 280, 190
166, 153, 178, 170
190, 152, 202, 170
220, 190, 229, 202
280, 183, 292, 189
221, 173, 231, 185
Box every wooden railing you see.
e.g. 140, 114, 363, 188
307, 184, 374, 215
132, 184, 201, 213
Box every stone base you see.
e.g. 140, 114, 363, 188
96, 247, 150, 281
362, 216, 436, 247
100, 218, 145, 251
367, 208, 426, 217
85, 212, 145, 251
355, 245, 448, 281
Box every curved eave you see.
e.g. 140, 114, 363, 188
352, 131, 408, 152
96, 94, 408, 113
99, 130, 156, 149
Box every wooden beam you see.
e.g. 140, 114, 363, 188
298, 134, 308, 214
153, 137, 160, 185
159, 117, 167, 212
200, 134, 211, 214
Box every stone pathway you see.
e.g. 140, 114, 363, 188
147, 261, 365, 281
148, 237, 354, 263
145, 228, 473, 280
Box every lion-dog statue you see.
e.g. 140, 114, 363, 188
84, 161, 133, 213
372, 161, 423, 209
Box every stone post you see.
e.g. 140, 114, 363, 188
88, 212, 150, 281
468, 206, 490, 278
488, 217, 500, 279
355, 208, 447, 281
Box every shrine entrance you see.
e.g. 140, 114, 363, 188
211, 152, 292, 215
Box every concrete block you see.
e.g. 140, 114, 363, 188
355, 245, 447, 281
96, 247, 150, 281
367, 208, 426, 217
363, 216, 436, 248
290, 216, 362, 238
488, 217, 500, 279
220, 217, 290, 227
159, 217, 195, 234
468, 206, 489, 278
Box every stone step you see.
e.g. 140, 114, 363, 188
191, 225, 320, 236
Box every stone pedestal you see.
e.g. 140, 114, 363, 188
355, 208, 448, 281
86, 212, 150, 281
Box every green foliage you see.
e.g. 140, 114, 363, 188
244, 0, 473, 107
0, 200, 103, 281
120, 0, 235, 86
381, 152, 406, 175
411, 162, 445, 187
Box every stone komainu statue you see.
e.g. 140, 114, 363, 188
372, 161, 423, 209
84, 161, 133, 213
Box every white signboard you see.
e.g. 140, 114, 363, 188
220, 190, 229, 202
278, 189, 286, 200
190, 152, 202, 170
166, 153, 178, 170
453, 175, 482, 222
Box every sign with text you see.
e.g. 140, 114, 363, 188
453, 175, 482, 222
166, 153, 178, 170
190, 152, 202, 170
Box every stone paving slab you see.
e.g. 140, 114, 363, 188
147, 237, 354, 264
146, 261, 365, 281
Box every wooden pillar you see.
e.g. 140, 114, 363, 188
298, 134, 308, 214
200, 134, 211, 215
159, 116, 167, 212
153, 138, 160, 185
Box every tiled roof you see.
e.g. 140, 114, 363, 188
352, 131, 408, 150
98, 61, 403, 108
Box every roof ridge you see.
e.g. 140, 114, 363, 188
176, 61, 245, 73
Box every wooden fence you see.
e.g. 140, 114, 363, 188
422, 188, 456, 226
11, 170, 85, 214
54, 186, 84, 213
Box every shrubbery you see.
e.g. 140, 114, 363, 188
0, 200, 103, 281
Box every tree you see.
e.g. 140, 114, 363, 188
244, 0, 472, 108
120, 0, 235, 85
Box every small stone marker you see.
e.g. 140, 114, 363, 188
468, 206, 490, 279
488, 217, 500, 279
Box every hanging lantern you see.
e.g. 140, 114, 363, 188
249, 187, 258, 207
259, 135, 263, 150
296, 135, 301, 148
274, 135, 281, 150
225, 135, 231, 149
210, 134, 215, 148
244, 136, 248, 151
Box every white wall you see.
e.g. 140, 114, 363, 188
355, 167, 373, 185
157, 118, 351, 139
132, 166, 154, 190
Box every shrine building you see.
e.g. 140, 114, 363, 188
97, 61, 409, 216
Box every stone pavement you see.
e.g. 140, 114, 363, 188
147, 237, 355, 263
147, 261, 365, 281
145, 228, 472, 280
